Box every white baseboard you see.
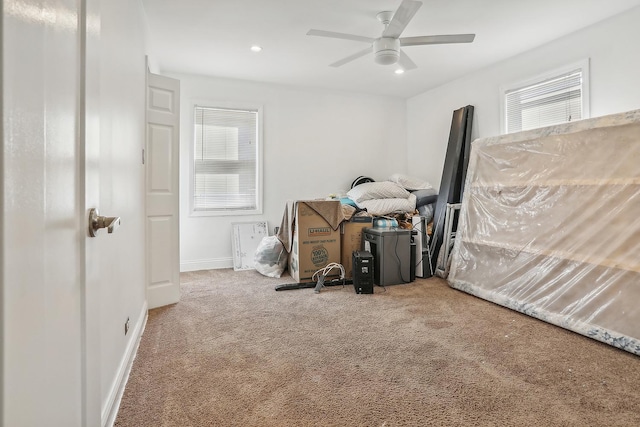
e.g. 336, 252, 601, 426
180, 257, 233, 272
102, 301, 148, 427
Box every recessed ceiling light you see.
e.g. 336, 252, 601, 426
250, 45, 262, 52
394, 69, 405, 75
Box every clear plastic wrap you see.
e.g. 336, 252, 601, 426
448, 109, 640, 356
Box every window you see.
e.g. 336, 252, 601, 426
192, 105, 262, 215
502, 60, 589, 134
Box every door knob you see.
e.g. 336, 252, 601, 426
89, 208, 121, 237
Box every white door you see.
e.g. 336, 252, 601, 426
82, 0, 103, 424
2, 0, 98, 425
146, 72, 181, 309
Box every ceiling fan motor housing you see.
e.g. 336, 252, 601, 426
373, 37, 400, 65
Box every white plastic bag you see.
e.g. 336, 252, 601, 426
254, 236, 287, 278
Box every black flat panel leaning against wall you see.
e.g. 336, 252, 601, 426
430, 105, 474, 273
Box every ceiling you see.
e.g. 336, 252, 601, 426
142, 0, 640, 98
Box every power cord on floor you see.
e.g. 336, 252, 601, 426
312, 263, 346, 293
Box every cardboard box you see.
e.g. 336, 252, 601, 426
341, 216, 373, 279
288, 201, 342, 282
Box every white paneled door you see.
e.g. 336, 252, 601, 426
146, 72, 181, 309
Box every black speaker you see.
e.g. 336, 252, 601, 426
352, 251, 374, 294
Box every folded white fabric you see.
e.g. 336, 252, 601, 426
388, 173, 433, 191
357, 194, 417, 216
347, 181, 409, 203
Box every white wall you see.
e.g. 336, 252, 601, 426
407, 6, 640, 189
170, 4, 640, 271
99, 0, 148, 423
168, 73, 407, 271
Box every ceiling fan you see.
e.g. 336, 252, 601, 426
306, 0, 475, 71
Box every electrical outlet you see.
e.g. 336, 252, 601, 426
124, 317, 130, 335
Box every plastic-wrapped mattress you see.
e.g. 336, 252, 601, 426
448, 109, 640, 356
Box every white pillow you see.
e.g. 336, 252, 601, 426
357, 194, 417, 216
388, 173, 433, 191
347, 181, 409, 203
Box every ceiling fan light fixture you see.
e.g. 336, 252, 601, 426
306, 0, 476, 70
375, 51, 399, 65
373, 37, 400, 65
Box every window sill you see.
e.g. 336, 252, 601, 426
189, 208, 263, 218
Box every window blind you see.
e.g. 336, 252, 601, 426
505, 70, 583, 134
194, 106, 258, 211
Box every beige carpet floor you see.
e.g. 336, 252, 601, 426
115, 269, 640, 426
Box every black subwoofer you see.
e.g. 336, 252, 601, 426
352, 251, 374, 294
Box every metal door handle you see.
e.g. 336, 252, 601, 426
89, 208, 121, 237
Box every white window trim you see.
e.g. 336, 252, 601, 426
499, 58, 590, 135
188, 100, 264, 217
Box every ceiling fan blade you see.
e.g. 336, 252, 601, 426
329, 47, 372, 67
382, 0, 423, 38
307, 29, 375, 44
400, 34, 475, 47
398, 50, 417, 71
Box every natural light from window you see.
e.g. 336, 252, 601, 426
502, 60, 590, 134
192, 105, 261, 214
